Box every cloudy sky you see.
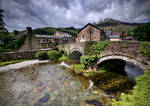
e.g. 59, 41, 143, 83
0, 0, 150, 31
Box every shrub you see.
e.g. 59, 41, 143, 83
84, 42, 110, 55
47, 50, 61, 61
59, 55, 69, 61
35, 51, 48, 60
80, 55, 97, 68
71, 64, 85, 74
113, 64, 150, 106
140, 42, 150, 58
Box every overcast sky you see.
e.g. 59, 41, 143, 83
0, 0, 150, 31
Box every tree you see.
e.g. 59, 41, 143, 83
133, 22, 150, 41
0, 9, 5, 27
0, 8, 10, 48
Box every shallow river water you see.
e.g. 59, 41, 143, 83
0, 62, 112, 106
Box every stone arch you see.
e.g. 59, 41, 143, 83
97, 54, 145, 69
69, 48, 82, 60
69, 48, 82, 55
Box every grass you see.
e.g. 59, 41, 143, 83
71, 64, 86, 74
0, 60, 26, 66
59, 55, 69, 61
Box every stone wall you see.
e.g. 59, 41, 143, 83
0, 49, 55, 62
19, 27, 40, 51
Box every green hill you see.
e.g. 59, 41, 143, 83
32, 27, 79, 37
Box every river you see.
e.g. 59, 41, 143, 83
0, 62, 112, 106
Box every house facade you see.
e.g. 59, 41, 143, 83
12, 27, 75, 51
76, 23, 106, 42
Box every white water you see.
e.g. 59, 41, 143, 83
125, 62, 144, 79
59, 61, 70, 68
87, 80, 94, 90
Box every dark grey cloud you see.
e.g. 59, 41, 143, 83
0, 0, 150, 31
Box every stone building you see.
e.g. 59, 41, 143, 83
76, 23, 106, 42
19, 27, 40, 51
12, 27, 75, 51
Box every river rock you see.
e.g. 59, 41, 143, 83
85, 100, 103, 106
33, 101, 41, 106
18, 91, 25, 99
38, 93, 50, 103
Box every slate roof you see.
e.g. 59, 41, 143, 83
35, 35, 62, 39
105, 31, 120, 39
78, 23, 103, 34
56, 32, 72, 37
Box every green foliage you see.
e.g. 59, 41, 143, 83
80, 55, 97, 68
7, 35, 26, 50
47, 50, 61, 61
113, 65, 150, 106
71, 64, 85, 74
0, 46, 11, 52
84, 42, 110, 55
59, 55, 69, 61
35, 51, 48, 60
140, 42, 150, 58
133, 22, 150, 41
0, 9, 5, 27
0, 60, 25, 66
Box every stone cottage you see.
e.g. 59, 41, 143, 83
76, 23, 106, 42
12, 27, 75, 51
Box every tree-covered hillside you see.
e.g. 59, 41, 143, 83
32, 27, 79, 38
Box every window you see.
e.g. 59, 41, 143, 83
82, 35, 84, 40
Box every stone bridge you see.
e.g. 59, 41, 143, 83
58, 41, 149, 69
58, 42, 85, 59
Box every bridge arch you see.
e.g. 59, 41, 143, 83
97, 54, 145, 70
69, 48, 82, 60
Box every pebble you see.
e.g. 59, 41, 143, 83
38, 93, 50, 103
33, 102, 41, 106
18, 91, 25, 99
85, 100, 103, 106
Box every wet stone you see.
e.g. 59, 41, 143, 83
33, 101, 41, 106
18, 91, 25, 99
38, 93, 50, 103
85, 100, 103, 106
37, 81, 44, 87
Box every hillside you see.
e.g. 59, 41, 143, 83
94, 18, 143, 35
32, 27, 79, 37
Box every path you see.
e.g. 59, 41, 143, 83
0, 60, 49, 73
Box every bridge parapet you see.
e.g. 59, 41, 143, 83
100, 41, 149, 65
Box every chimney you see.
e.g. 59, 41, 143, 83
14, 30, 19, 35
110, 27, 112, 35
26, 27, 32, 34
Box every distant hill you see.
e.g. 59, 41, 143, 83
32, 27, 79, 37
94, 18, 143, 35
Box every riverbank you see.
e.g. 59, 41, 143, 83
0, 60, 49, 73
113, 64, 150, 106
70, 64, 135, 99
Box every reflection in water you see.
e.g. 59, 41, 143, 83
0, 63, 112, 106
125, 62, 144, 78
